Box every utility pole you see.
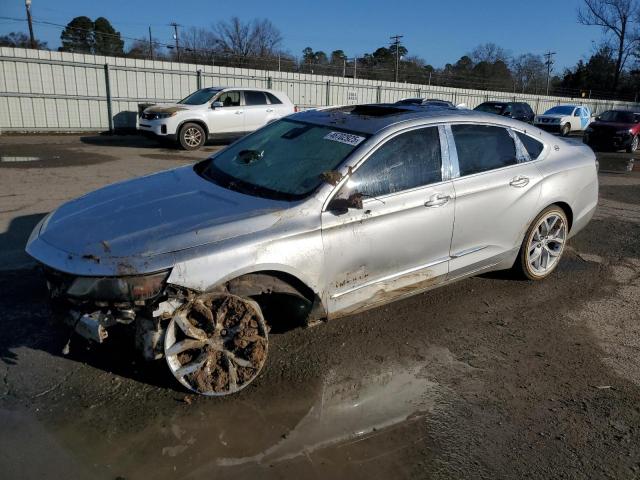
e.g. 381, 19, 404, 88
544, 50, 556, 96
354, 56, 357, 79
390, 34, 404, 83
148, 26, 154, 60
170, 22, 181, 62
25, 0, 35, 49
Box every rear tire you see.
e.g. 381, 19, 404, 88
561, 123, 571, 137
513, 206, 568, 281
179, 122, 206, 150
626, 135, 638, 153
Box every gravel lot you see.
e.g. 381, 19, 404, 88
1, 133, 639, 479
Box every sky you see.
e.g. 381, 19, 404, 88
0, 0, 605, 71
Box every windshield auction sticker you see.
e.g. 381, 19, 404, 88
324, 131, 366, 146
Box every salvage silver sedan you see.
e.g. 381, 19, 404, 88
26, 104, 599, 396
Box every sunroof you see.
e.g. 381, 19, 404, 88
337, 104, 412, 117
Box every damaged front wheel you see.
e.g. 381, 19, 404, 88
164, 293, 268, 396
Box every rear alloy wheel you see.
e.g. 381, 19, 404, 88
626, 135, 638, 153
561, 123, 571, 137
165, 293, 269, 396
515, 206, 568, 280
179, 122, 205, 150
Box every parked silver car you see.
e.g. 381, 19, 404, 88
26, 104, 598, 396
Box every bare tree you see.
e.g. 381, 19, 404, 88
251, 19, 283, 57
511, 53, 547, 93
180, 26, 220, 62
213, 17, 283, 59
470, 43, 511, 64
578, 0, 640, 90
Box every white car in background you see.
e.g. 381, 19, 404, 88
534, 105, 592, 137
138, 87, 296, 150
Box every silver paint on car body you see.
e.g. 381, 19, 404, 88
26, 107, 599, 320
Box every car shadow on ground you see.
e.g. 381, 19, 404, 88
0, 266, 183, 392
79, 132, 233, 151
0, 212, 47, 270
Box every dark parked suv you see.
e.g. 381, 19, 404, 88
474, 101, 535, 123
583, 109, 640, 153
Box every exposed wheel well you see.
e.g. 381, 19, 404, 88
551, 201, 573, 231
179, 119, 208, 137
222, 271, 326, 332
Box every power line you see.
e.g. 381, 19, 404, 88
544, 50, 556, 96
390, 34, 403, 83
169, 22, 180, 62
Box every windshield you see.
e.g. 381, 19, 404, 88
199, 119, 369, 200
178, 89, 221, 105
598, 110, 637, 123
475, 103, 506, 114
544, 106, 575, 115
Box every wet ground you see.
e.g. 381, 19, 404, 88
1, 133, 640, 479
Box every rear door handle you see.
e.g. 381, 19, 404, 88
266, 108, 274, 112
509, 176, 530, 188
235, 110, 243, 115
425, 194, 450, 207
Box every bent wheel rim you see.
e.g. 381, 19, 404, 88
183, 127, 202, 147
527, 212, 566, 276
165, 294, 268, 396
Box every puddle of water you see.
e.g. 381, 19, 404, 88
1, 362, 440, 479
0, 156, 42, 162
215, 366, 438, 467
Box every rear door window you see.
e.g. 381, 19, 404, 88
347, 127, 442, 197
515, 131, 544, 160
451, 124, 517, 176
244, 91, 268, 106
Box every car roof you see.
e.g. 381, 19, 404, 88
289, 104, 524, 135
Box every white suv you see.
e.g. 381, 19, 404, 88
138, 87, 296, 150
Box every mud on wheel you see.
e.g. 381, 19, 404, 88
165, 293, 268, 396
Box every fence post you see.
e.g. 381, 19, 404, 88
104, 64, 114, 133
376, 85, 382, 103
196, 69, 202, 90
267, 76, 273, 89
326, 80, 331, 106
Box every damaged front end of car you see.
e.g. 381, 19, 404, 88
43, 266, 185, 360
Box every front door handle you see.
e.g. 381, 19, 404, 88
266, 108, 274, 113
235, 110, 243, 115
425, 194, 450, 207
509, 175, 530, 188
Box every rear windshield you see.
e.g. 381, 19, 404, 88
178, 89, 221, 105
544, 106, 575, 115
475, 103, 506, 114
199, 119, 369, 200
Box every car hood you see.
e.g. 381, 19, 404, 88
143, 103, 201, 114
38, 165, 289, 260
537, 114, 566, 119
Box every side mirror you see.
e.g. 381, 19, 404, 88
211, 101, 223, 109
327, 192, 364, 214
